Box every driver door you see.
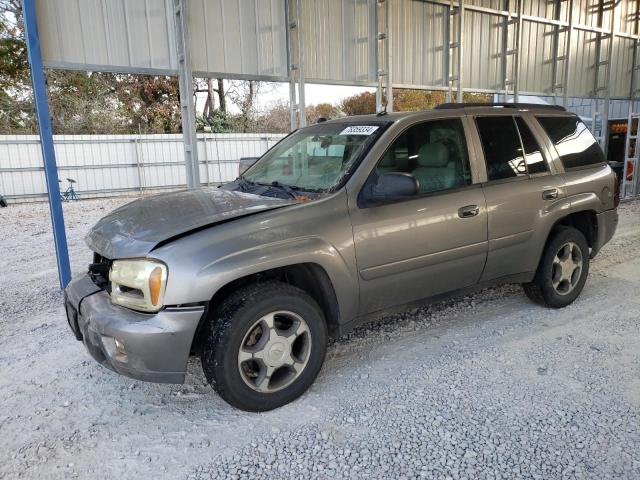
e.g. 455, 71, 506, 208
348, 118, 488, 314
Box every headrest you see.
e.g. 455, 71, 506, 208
430, 128, 455, 143
417, 143, 448, 168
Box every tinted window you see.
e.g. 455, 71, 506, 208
376, 119, 471, 194
515, 117, 548, 174
476, 116, 526, 181
536, 116, 606, 169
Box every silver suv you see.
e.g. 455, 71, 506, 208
64, 103, 619, 411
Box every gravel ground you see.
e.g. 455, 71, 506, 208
1, 197, 639, 480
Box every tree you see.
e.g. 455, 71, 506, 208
393, 89, 446, 111
0, 0, 182, 135
195, 77, 226, 116
462, 91, 491, 103
339, 91, 376, 116
196, 109, 229, 133
305, 102, 339, 124
114, 74, 181, 134
0, 0, 36, 133
254, 101, 290, 133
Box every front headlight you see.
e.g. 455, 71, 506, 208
109, 259, 168, 313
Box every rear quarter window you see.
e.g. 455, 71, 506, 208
536, 116, 606, 169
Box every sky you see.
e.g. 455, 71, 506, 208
195, 82, 376, 115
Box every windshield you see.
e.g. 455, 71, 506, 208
242, 122, 387, 192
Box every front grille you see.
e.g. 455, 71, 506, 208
88, 253, 112, 289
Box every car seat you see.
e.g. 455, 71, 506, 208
412, 143, 458, 193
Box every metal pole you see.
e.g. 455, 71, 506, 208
375, 0, 383, 112
385, 0, 393, 112
513, 0, 523, 103
445, 2, 452, 103
456, 0, 464, 103
600, 1, 616, 156
500, 0, 511, 102
562, 0, 573, 108
296, 0, 306, 127
286, 0, 305, 129
173, 0, 200, 188
550, 0, 561, 104
22, 0, 72, 289
285, 0, 296, 130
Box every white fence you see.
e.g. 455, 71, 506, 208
0, 133, 286, 202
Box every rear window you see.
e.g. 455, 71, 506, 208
515, 117, 549, 175
536, 116, 606, 169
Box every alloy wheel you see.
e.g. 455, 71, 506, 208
237, 311, 312, 393
551, 241, 583, 295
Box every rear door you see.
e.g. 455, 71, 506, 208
471, 113, 566, 281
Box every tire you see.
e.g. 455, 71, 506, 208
523, 226, 590, 308
200, 282, 328, 412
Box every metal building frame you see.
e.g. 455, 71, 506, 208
622, 5, 640, 198
174, 0, 200, 188
22, 0, 71, 288
20, 0, 640, 288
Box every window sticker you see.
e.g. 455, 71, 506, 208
339, 125, 379, 136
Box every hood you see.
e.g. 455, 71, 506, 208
85, 187, 296, 259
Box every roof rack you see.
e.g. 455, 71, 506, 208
434, 102, 566, 111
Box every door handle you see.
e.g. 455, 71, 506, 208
458, 205, 479, 218
542, 188, 558, 200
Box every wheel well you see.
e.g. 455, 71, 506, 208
192, 263, 340, 352
553, 210, 597, 248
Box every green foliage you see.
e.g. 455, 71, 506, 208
196, 109, 229, 133
393, 89, 447, 111
340, 92, 376, 116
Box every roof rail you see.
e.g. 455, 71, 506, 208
434, 102, 566, 111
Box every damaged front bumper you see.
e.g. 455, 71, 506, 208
64, 274, 204, 384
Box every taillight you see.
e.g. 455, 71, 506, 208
613, 172, 620, 207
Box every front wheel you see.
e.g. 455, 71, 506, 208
201, 282, 328, 411
523, 226, 590, 308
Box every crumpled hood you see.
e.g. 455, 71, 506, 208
85, 187, 296, 259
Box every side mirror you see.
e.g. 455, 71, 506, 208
239, 157, 259, 175
370, 172, 419, 202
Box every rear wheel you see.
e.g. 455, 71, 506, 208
200, 282, 328, 411
523, 227, 590, 308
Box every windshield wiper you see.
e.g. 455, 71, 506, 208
235, 176, 256, 192
261, 181, 298, 199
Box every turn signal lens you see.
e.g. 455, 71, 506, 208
149, 266, 163, 306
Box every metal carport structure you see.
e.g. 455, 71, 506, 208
20, 0, 640, 288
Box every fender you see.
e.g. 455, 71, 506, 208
199, 236, 358, 325
158, 235, 359, 326
532, 193, 602, 271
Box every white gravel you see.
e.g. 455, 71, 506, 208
1, 197, 639, 480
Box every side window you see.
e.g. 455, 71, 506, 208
476, 116, 526, 181
536, 116, 606, 169
375, 119, 471, 194
515, 117, 549, 175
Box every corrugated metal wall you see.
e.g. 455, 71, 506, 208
36, 0, 177, 74
0, 134, 285, 201
189, 0, 289, 79
461, 8, 503, 91
390, 0, 447, 88
33, 0, 640, 97
301, 0, 377, 84
518, 20, 555, 95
